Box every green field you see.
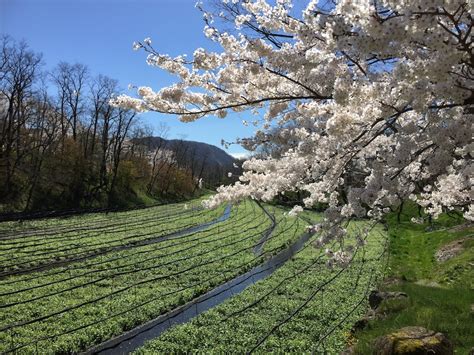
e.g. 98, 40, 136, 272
135, 221, 387, 354
0, 198, 387, 354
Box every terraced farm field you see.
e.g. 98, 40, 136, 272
0, 198, 387, 354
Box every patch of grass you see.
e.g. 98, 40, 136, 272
437, 237, 474, 289
387, 223, 472, 283
376, 297, 411, 316
353, 204, 473, 354
355, 283, 474, 354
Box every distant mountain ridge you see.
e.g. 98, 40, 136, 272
135, 136, 236, 167
133, 136, 239, 187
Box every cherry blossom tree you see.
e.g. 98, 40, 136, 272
114, 0, 473, 260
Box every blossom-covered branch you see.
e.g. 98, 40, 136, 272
114, 0, 473, 261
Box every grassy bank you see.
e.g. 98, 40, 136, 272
353, 206, 474, 354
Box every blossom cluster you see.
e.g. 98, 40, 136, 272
115, 0, 473, 264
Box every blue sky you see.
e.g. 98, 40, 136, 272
0, 0, 257, 157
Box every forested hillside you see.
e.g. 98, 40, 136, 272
135, 136, 239, 191
0, 37, 236, 213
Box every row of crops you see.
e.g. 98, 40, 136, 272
0, 197, 387, 354
136, 222, 387, 353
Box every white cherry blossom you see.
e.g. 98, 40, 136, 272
114, 0, 473, 262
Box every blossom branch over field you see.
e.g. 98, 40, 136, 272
113, 0, 473, 259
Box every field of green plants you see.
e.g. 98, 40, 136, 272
0, 197, 387, 354
135, 221, 387, 354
